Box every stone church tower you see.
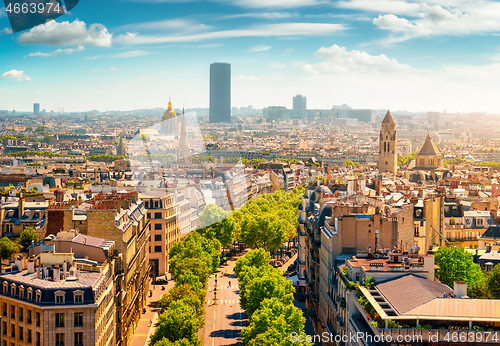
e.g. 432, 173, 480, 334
379, 110, 397, 174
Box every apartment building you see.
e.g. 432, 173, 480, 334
335, 253, 500, 346
0, 198, 47, 239
0, 235, 115, 346
140, 190, 180, 277
298, 184, 415, 344
47, 191, 150, 346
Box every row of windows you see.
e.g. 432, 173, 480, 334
147, 210, 176, 220
56, 312, 84, 327
2, 304, 40, 326
2, 332, 84, 346
2, 325, 42, 345
1, 282, 84, 305
144, 198, 173, 209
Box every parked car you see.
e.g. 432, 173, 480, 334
155, 276, 168, 284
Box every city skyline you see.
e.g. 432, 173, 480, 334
2, 1, 500, 112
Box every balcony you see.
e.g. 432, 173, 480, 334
446, 224, 464, 229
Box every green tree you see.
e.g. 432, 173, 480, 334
158, 283, 204, 317
0, 237, 20, 271
239, 266, 295, 317
169, 232, 220, 286
197, 204, 237, 248
234, 248, 271, 277
153, 338, 199, 346
242, 298, 312, 346
149, 300, 202, 346
434, 247, 485, 297
487, 264, 500, 299
175, 274, 206, 303
18, 227, 39, 250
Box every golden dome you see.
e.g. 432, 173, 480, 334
162, 96, 177, 120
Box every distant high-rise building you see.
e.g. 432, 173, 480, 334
210, 63, 231, 123
293, 94, 307, 111
33, 103, 40, 116
379, 110, 397, 174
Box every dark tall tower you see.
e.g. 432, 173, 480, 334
210, 63, 231, 123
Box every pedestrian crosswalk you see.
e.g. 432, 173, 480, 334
207, 299, 240, 305
211, 285, 238, 290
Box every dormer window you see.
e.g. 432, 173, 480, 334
19, 285, 24, 299
27, 287, 33, 301
6, 210, 14, 218
35, 290, 42, 304
23, 210, 30, 218
73, 290, 84, 304
55, 291, 65, 305
2, 282, 7, 294
477, 218, 484, 226
33, 212, 40, 219
10, 283, 16, 297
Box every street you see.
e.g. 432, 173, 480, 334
199, 254, 248, 346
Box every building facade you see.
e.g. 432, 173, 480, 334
140, 190, 180, 277
1, 235, 115, 346
209, 63, 231, 123
293, 94, 307, 111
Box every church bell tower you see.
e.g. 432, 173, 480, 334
379, 110, 397, 174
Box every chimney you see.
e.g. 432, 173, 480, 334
453, 281, 468, 298
76, 268, 80, 281
18, 197, 25, 217
15, 256, 23, 271
53, 266, 60, 282
27, 259, 35, 274
36, 266, 41, 279
63, 260, 67, 278
43, 267, 49, 279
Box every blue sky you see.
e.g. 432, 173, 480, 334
2, 0, 500, 113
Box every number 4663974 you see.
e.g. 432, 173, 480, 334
5, 2, 63, 14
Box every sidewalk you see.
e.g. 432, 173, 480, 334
130, 278, 175, 346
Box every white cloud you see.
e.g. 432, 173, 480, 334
233, 75, 261, 81
115, 23, 346, 45
223, 0, 327, 9
336, 0, 421, 16
1, 70, 32, 82
296, 42, 500, 112
121, 0, 326, 8
221, 12, 298, 19
338, 1, 500, 43
249, 45, 272, 52
302, 44, 412, 75
19, 20, 112, 47
1, 28, 12, 35
119, 18, 213, 34
263, 72, 290, 80
93, 67, 118, 73
35, 91, 44, 94
26, 45, 84, 57
270, 63, 287, 68
112, 50, 152, 58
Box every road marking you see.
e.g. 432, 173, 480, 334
212, 310, 216, 346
